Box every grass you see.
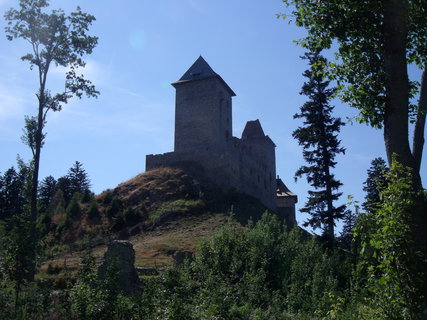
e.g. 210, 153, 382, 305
149, 199, 205, 224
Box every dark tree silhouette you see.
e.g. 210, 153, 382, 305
0, 163, 30, 221
67, 161, 91, 197
38, 175, 57, 214
293, 51, 346, 242
363, 157, 389, 213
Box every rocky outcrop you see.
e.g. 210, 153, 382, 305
98, 240, 141, 295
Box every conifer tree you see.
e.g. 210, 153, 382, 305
362, 157, 389, 213
0, 167, 28, 221
38, 175, 57, 214
293, 51, 346, 241
67, 161, 91, 197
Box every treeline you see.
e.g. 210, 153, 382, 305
0, 161, 91, 217
1, 157, 424, 319
0, 160, 92, 234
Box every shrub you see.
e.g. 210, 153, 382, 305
357, 160, 424, 319
86, 201, 100, 220
66, 194, 81, 219
105, 197, 122, 220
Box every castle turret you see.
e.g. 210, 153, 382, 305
171, 56, 235, 152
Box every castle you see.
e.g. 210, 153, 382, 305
146, 56, 297, 223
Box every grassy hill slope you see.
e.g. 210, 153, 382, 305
41, 167, 271, 274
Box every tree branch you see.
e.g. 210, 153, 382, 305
412, 64, 427, 177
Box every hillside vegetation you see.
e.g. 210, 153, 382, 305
41, 167, 272, 271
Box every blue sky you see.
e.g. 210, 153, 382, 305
0, 0, 425, 232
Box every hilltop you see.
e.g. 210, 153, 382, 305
41, 167, 272, 272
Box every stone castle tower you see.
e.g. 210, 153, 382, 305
146, 57, 297, 219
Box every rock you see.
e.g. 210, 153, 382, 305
98, 240, 141, 295
172, 250, 194, 266
136, 266, 159, 276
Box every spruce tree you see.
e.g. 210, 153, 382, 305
67, 161, 92, 199
362, 157, 389, 213
38, 175, 57, 214
0, 167, 27, 221
293, 51, 346, 241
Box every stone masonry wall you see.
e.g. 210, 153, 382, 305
146, 135, 276, 209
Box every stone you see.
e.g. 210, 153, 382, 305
136, 266, 159, 276
98, 240, 141, 295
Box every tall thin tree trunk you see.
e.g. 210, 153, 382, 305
28, 101, 44, 281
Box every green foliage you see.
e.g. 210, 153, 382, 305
66, 193, 82, 219
102, 191, 114, 205
0, 163, 30, 221
4, 0, 99, 280
150, 199, 204, 223
362, 157, 388, 213
0, 281, 57, 320
356, 160, 424, 319
105, 197, 122, 219
280, 0, 427, 127
122, 207, 140, 226
111, 214, 126, 232
4, 0, 99, 109
70, 253, 141, 320
49, 189, 66, 217
2, 211, 34, 286
21, 115, 45, 157
293, 51, 346, 240
181, 213, 347, 318
37, 175, 57, 214
86, 200, 100, 220
67, 161, 92, 202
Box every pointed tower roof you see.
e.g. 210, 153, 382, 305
172, 56, 236, 96
242, 119, 265, 139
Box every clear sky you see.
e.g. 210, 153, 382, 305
0, 0, 425, 232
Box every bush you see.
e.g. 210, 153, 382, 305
66, 194, 81, 219
46, 263, 62, 275
105, 197, 122, 220
86, 201, 100, 220
180, 213, 346, 318
123, 207, 140, 226
356, 160, 424, 319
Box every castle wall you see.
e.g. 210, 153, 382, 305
146, 135, 276, 210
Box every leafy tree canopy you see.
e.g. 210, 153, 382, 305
281, 0, 427, 125
280, 0, 427, 183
